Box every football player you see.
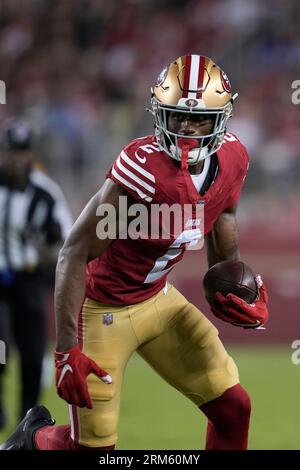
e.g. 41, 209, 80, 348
1, 55, 269, 450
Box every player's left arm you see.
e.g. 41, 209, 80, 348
205, 204, 240, 269
205, 205, 269, 328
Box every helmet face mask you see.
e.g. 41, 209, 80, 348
151, 55, 236, 166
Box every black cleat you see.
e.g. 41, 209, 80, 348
0, 405, 55, 450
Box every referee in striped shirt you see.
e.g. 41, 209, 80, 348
0, 119, 73, 428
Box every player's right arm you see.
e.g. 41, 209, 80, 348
54, 179, 126, 408
55, 178, 124, 351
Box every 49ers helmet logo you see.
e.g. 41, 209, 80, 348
185, 99, 198, 107
220, 70, 231, 93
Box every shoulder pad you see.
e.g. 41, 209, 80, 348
109, 136, 160, 203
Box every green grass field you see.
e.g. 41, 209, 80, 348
1, 345, 299, 449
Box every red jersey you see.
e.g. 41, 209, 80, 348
86, 133, 249, 305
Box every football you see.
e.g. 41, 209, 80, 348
203, 260, 258, 304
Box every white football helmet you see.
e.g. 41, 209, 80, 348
151, 54, 237, 166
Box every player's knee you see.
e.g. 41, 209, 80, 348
91, 412, 118, 441
81, 406, 118, 447
81, 379, 118, 446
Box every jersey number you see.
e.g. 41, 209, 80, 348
144, 228, 202, 283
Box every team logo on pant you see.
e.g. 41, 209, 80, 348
103, 313, 114, 325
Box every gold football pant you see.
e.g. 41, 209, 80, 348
69, 283, 239, 447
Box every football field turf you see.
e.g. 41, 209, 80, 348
1, 345, 299, 450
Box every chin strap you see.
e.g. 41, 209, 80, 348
177, 138, 199, 169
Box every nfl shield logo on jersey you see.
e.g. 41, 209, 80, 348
103, 313, 113, 325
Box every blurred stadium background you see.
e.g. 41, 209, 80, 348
0, 0, 300, 449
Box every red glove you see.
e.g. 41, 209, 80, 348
209, 275, 269, 329
55, 344, 112, 409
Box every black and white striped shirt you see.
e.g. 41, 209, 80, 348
0, 170, 72, 272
